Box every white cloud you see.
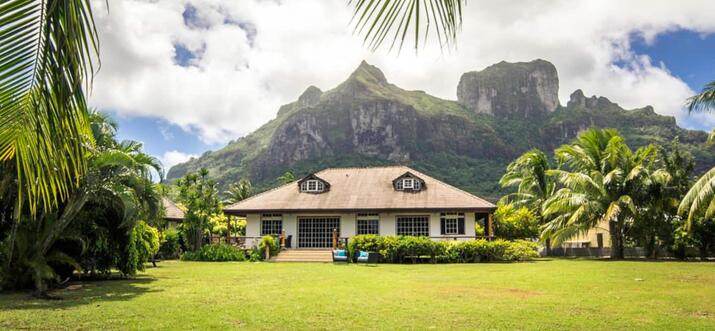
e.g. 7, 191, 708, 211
160, 150, 198, 172
89, 0, 715, 145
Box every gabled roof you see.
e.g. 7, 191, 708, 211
162, 197, 185, 221
224, 166, 495, 215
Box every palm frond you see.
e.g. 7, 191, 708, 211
687, 81, 715, 112
0, 0, 99, 215
349, 0, 464, 52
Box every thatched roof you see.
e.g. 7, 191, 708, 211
224, 166, 495, 215
162, 197, 184, 221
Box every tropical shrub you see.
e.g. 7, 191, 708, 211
347, 235, 538, 263
159, 229, 182, 259
181, 244, 246, 262
119, 221, 161, 276
258, 235, 280, 257
493, 204, 539, 240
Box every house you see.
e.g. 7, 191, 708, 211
162, 197, 184, 229
223, 166, 496, 249
562, 218, 611, 248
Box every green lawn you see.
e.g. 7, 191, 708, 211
1, 259, 715, 330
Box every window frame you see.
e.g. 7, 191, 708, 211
260, 214, 283, 236
402, 178, 414, 189
396, 215, 430, 237
440, 212, 465, 235
356, 213, 380, 235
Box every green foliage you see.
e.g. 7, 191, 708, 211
0, 0, 99, 216
181, 244, 246, 262
493, 204, 539, 240
159, 229, 182, 260
120, 221, 160, 276
347, 235, 538, 263
222, 179, 252, 205
258, 235, 280, 257
177, 169, 221, 252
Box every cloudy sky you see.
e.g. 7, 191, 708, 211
88, 0, 715, 172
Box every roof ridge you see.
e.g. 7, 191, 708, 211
407, 167, 496, 207
317, 165, 407, 172
224, 179, 298, 209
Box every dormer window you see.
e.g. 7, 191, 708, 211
403, 178, 414, 189
393, 172, 424, 192
298, 174, 330, 193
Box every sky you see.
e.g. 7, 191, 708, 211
87, 0, 715, 174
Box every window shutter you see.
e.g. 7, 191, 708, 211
440, 219, 446, 235
458, 219, 465, 235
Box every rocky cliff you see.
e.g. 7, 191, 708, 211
457, 59, 560, 118
167, 60, 713, 200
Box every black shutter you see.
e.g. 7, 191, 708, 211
458, 219, 465, 235
440, 219, 446, 235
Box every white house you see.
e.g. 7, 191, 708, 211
223, 166, 496, 249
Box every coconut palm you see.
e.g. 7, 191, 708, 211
349, 0, 465, 52
542, 129, 658, 259
0, 0, 99, 216
223, 179, 253, 205
499, 149, 557, 253
679, 81, 715, 224
277, 171, 296, 185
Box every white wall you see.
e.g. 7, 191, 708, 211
244, 211, 481, 244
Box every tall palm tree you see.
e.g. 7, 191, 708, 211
349, 0, 465, 52
542, 129, 658, 259
1, 0, 99, 216
679, 81, 715, 225
499, 149, 557, 254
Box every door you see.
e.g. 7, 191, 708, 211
297, 217, 340, 248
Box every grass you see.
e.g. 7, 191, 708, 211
1, 259, 715, 330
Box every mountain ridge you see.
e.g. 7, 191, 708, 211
167, 59, 713, 200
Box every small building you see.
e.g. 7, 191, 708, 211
162, 197, 184, 229
223, 166, 496, 249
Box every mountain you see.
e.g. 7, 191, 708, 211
166, 59, 714, 200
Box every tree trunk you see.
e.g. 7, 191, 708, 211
609, 220, 624, 260
545, 238, 552, 256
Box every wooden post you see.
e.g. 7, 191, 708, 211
487, 213, 494, 240
332, 228, 337, 250
280, 229, 286, 249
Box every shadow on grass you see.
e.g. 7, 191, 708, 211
0, 275, 161, 311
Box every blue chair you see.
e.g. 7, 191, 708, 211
332, 249, 348, 263
356, 251, 378, 266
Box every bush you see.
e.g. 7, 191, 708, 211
258, 235, 280, 258
159, 229, 182, 259
181, 244, 246, 261
347, 235, 538, 263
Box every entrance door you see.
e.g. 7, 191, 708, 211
298, 217, 340, 248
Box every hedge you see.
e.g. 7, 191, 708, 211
347, 235, 538, 263
181, 243, 246, 262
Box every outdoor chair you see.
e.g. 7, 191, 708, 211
332, 249, 349, 263
356, 251, 378, 266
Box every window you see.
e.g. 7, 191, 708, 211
396, 216, 429, 236
394, 175, 422, 192
356, 213, 379, 235
403, 178, 414, 189
440, 213, 465, 235
261, 214, 283, 236
300, 179, 325, 193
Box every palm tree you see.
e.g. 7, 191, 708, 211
1, 111, 163, 294
679, 81, 715, 224
541, 129, 658, 259
499, 149, 557, 254
349, 0, 465, 52
223, 179, 253, 205
1, 0, 99, 216
277, 171, 296, 185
